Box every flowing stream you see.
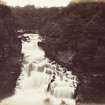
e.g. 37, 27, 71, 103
0, 33, 77, 105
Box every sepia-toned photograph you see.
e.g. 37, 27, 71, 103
0, 0, 105, 105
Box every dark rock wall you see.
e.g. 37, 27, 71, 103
5, 2, 105, 102
0, 4, 22, 99
39, 3, 105, 102
69, 3, 105, 102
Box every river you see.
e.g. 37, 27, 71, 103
0, 33, 77, 105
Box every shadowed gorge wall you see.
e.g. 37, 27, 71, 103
0, 4, 21, 99
38, 3, 105, 102
2, 2, 105, 103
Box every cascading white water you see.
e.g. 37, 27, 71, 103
0, 33, 77, 105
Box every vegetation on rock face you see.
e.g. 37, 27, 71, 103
1, 2, 105, 102
64, 3, 105, 102
12, 2, 105, 102
0, 4, 21, 99
40, 3, 105, 102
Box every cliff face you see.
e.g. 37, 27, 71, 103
0, 5, 22, 99
5, 2, 105, 102
39, 3, 105, 102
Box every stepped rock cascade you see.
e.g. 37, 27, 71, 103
0, 34, 77, 105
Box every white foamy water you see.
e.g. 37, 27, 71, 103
0, 33, 77, 105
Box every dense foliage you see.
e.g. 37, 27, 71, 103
12, 2, 105, 102
1, 2, 105, 102
0, 4, 21, 99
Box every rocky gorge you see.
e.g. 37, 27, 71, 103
1, 2, 105, 103
38, 2, 105, 103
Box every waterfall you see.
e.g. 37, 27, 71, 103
0, 33, 77, 105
